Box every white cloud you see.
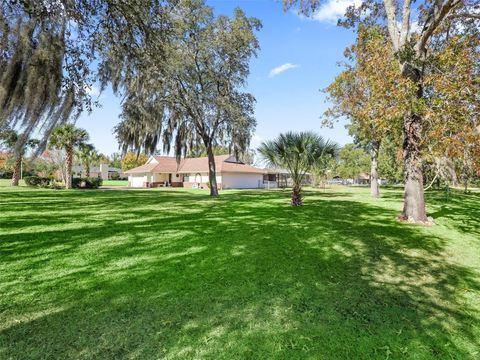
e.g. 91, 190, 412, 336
311, 0, 362, 24
268, 63, 299, 78
410, 21, 422, 34
85, 85, 100, 97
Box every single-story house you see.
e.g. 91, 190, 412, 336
125, 154, 268, 189
328, 173, 389, 185
72, 164, 126, 180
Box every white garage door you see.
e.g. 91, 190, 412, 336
222, 173, 263, 189
130, 175, 145, 187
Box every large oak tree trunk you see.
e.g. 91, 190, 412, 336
65, 148, 73, 189
291, 184, 302, 206
11, 154, 22, 186
206, 144, 219, 196
370, 141, 380, 198
401, 112, 428, 222
399, 65, 429, 223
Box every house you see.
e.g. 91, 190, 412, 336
328, 173, 389, 185
126, 154, 267, 189
72, 164, 126, 180
356, 172, 371, 185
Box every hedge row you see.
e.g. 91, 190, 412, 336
24, 176, 53, 188
72, 177, 103, 189
24, 176, 103, 189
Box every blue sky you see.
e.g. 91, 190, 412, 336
77, 0, 357, 156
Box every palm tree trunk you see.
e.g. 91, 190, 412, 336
291, 185, 302, 206
85, 160, 90, 177
11, 154, 22, 186
206, 143, 219, 196
65, 148, 73, 189
370, 141, 380, 198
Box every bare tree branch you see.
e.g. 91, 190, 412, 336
383, 0, 400, 50
415, 0, 463, 55
399, 0, 412, 47
447, 12, 480, 20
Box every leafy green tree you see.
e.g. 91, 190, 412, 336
121, 153, 149, 173
109, 153, 123, 169
48, 124, 89, 189
258, 131, 338, 206
113, 2, 261, 196
334, 144, 371, 181
0, 129, 39, 186
378, 137, 403, 183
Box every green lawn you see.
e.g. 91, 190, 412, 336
0, 185, 479, 359
101, 179, 129, 186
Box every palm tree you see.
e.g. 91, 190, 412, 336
77, 143, 99, 177
258, 131, 338, 206
0, 129, 39, 186
48, 124, 89, 189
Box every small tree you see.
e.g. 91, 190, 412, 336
0, 129, 39, 186
121, 153, 149, 172
377, 136, 404, 183
335, 144, 371, 182
48, 124, 89, 189
258, 131, 338, 206
77, 144, 100, 177
109, 152, 123, 169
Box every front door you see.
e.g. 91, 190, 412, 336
168, 173, 172, 186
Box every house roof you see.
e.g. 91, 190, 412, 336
124, 162, 160, 174
125, 154, 265, 174
72, 164, 123, 173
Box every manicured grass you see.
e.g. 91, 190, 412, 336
101, 180, 129, 186
0, 179, 25, 187
0, 186, 479, 359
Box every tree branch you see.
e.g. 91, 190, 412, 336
415, 0, 463, 55
399, 0, 412, 47
383, 0, 400, 50
447, 12, 480, 20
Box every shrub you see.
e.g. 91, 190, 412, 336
87, 177, 103, 189
49, 181, 65, 190
0, 171, 13, 179
24, 176, 51, 188
110, 172, 120, 180
72, 177, 103, 189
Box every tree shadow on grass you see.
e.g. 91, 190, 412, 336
426, 190, 480, 236
0, 189, 479, 359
